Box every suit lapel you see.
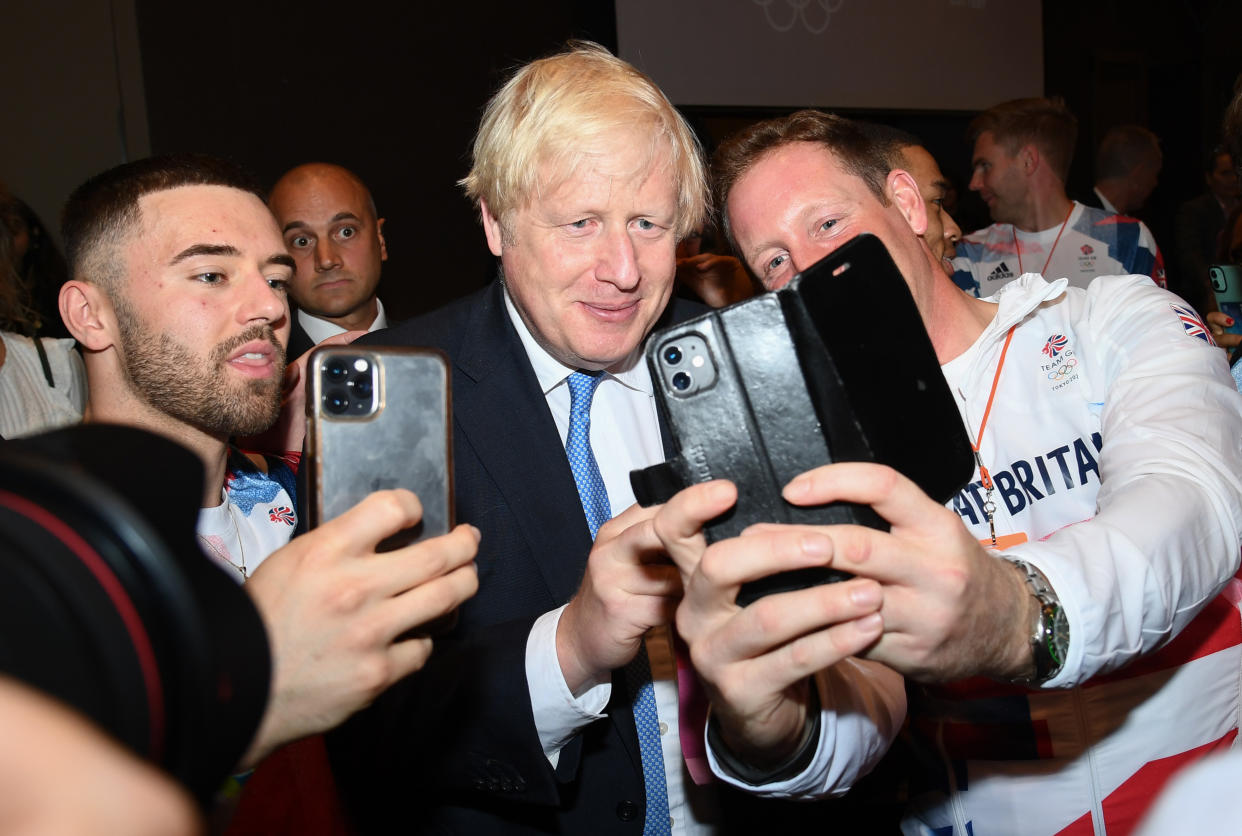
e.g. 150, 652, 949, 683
286, 314, 316, 362
451, 285, 705, 777
452, 283, 594, 606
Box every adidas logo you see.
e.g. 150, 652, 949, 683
987, 262, 1015, 282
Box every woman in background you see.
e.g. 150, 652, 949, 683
0, 191, 85, 438
6, 197, 70, 339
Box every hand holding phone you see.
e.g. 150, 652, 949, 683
1210, 265, 1242, 337
305, 345, 458, 634
633, 234, 973, 605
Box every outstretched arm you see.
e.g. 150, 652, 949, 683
242, 489, 478, 767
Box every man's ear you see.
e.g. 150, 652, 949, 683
888, 169, 928, 237
1019, 144, 1039, 175
479, 199, 505, 257
59, 280, 117, 352
375, 217, 388, 262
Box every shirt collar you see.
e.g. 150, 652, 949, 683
501, 287, 651, 397
1093, 187, 1119, 215
296, 298, 387, 344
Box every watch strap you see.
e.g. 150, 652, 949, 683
1010, 559, 1067, 684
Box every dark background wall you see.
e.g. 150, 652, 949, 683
135, 0, 616, 318
0, 0, 148, 256
1042, 0, 1242, 276
4, 0, 1242, 320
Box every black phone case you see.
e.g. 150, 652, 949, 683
632, 234, 973, 605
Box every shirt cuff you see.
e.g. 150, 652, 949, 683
525, 605, 611, 768
706, 680, 821, 785
706, 658, 905, 799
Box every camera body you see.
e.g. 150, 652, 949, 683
0, 426, 271, 804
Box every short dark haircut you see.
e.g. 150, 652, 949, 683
968, 97, 1078, 183
857, 122, 922, 154
712, 109, 891, 252
62, 154, 262, 292
856, 122, 926, 170
1095, 125, 1161, 180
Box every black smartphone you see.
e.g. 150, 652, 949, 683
790, 234, 974, 506
634, 233, 973, 605
306, 346, 453, 546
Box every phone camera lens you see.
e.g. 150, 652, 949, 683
325, 358, 351, 381
324, 391, 350, 415
671, 371, 692, 391
350, 374, 373, 400
663, 345, 683, 365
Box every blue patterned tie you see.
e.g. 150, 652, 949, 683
564, 371, 670, 835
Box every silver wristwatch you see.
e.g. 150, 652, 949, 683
1010, 559, 1069, 684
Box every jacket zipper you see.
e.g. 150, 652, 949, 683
1073, 686, 1107, 835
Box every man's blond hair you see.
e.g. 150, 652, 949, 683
459, 41, 708, 240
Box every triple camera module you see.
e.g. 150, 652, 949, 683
321, 354, 378, 417
658, 334, 717, 397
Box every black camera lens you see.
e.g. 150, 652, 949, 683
324, 358, 351, 381
324, 391, 350, 415
663, 345, 683, 365
671, 371, 692, 391
350, 374, 373, 400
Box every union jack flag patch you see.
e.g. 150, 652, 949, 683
1170, 303, 1216, 346
1042, 334, 1068, 357
268, 505, 296, 525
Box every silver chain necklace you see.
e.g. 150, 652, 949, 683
196, 505, 248, 580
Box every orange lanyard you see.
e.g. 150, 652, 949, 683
1014, 204, 1073, 276
970, 324, 1017, 547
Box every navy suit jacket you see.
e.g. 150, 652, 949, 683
328, 280, 885, 834
285, 313, 316, 361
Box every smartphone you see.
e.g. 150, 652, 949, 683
646, 299, 865, 604
306, 346, 453, 547
635, 233, 973, 605
1209, 265, 1242, 336
790, 234, 974, 506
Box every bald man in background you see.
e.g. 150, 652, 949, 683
268, 163, 390, 358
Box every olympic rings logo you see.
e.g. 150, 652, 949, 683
754, 0, 846, 34
1046, 357, 1078, 381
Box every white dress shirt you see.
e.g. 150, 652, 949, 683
296, 298, 388, 345
506, 291, 718, 833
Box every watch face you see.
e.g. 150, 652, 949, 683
1050, 605, 1069, 665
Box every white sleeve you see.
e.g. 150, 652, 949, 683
524, 606, 610, 768
1007, 276, 1242, 687
706, 657, 905, 798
